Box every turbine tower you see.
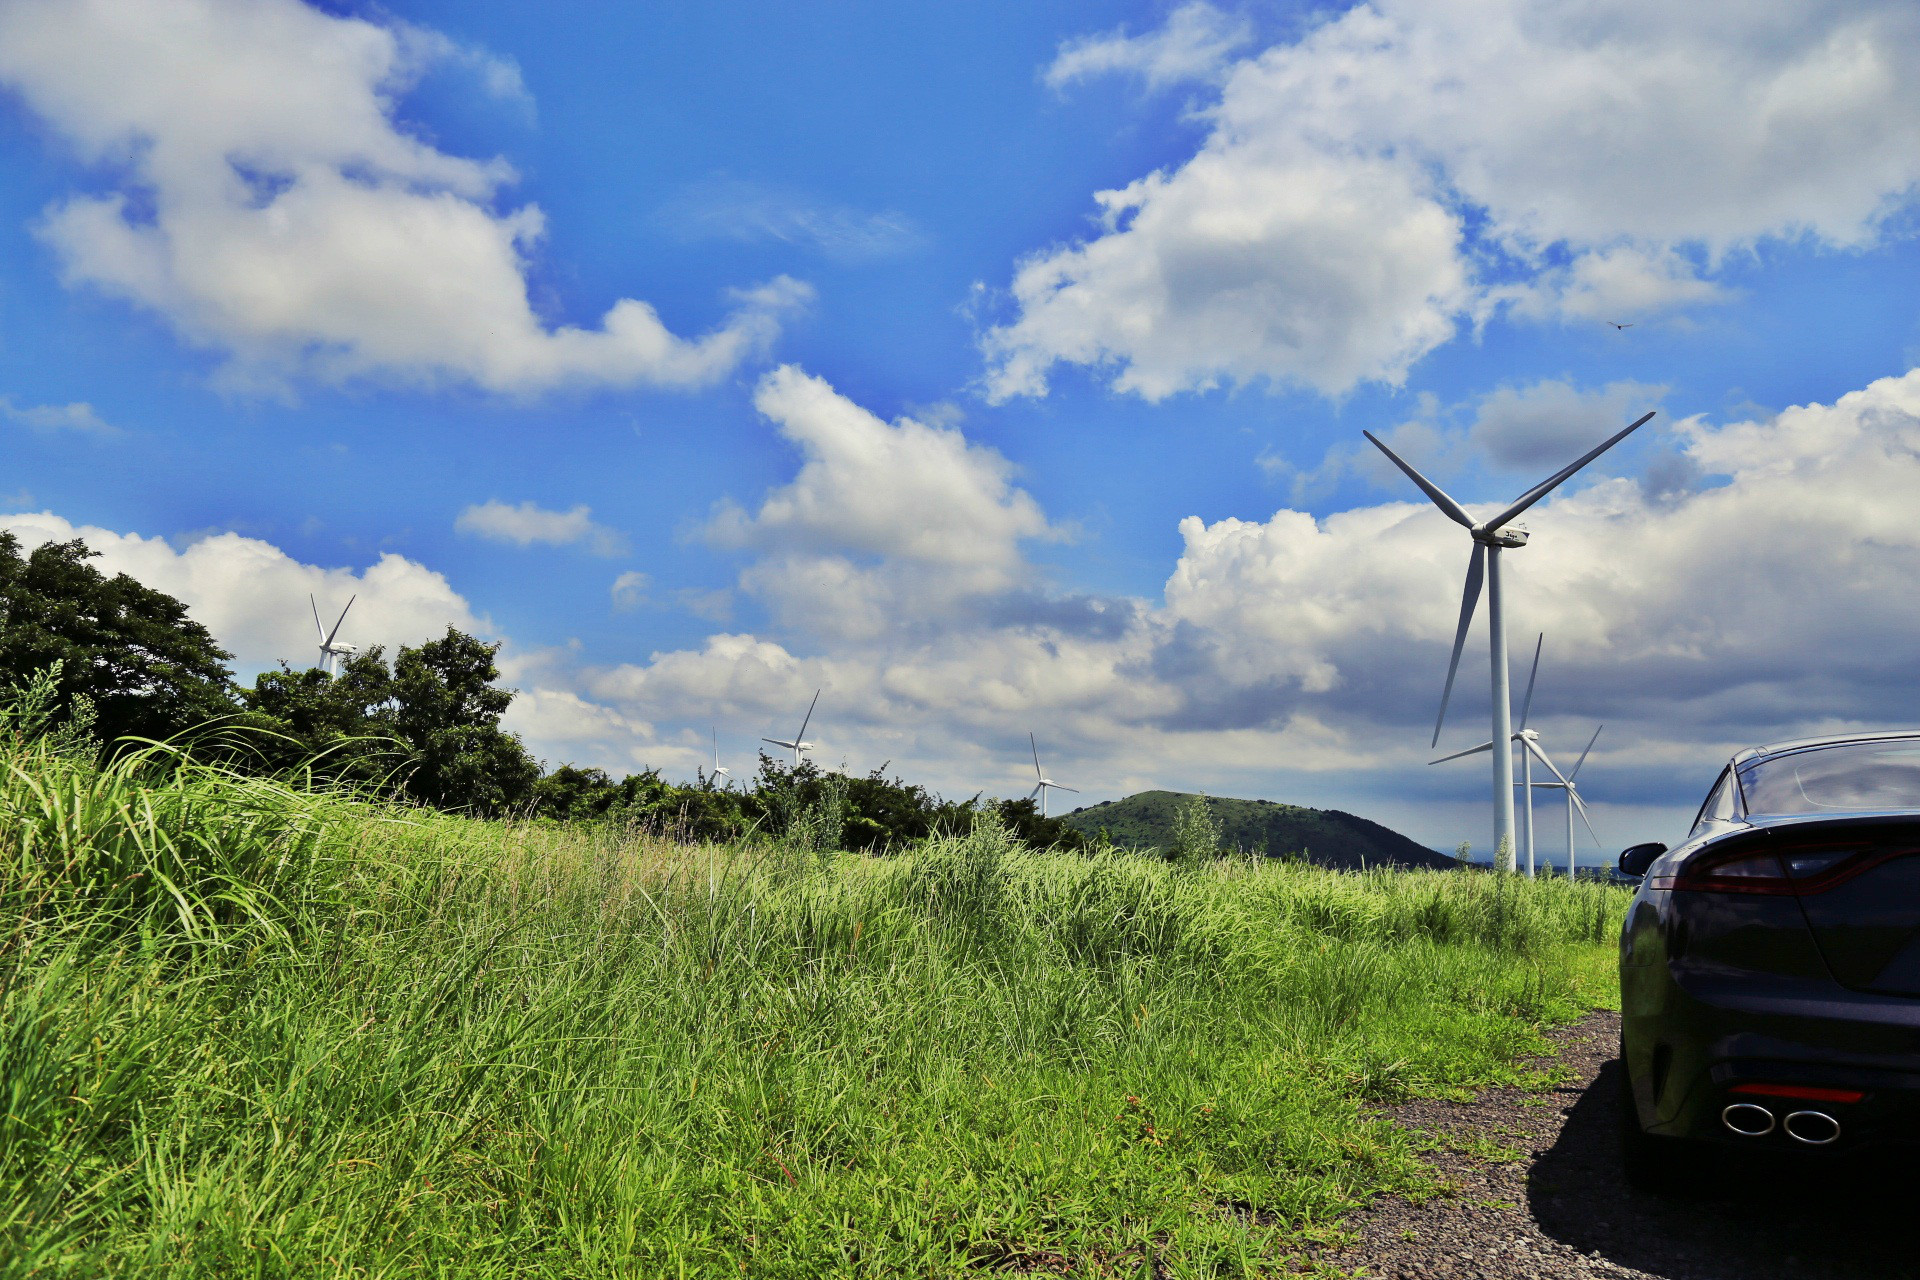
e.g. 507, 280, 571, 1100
1028, 732, 1078, 818
1366, 410, 1654, 871
762, 690, 820, 768
311, 594, 356, 677
710, 727, 731, 786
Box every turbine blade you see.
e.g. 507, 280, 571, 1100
796, 689, 819, 742
1430, 740, 1496, 766
1031, 731, 1043, 781
1571, 790, 1603, 848
1432, 543, 1486, 747
1054, 785, 1079, 794
1487, 411, 1656, 531
1523, 736, 1570, 786
1570, 725, 1603, 781
762, 738, 792, 748
1029, 783, 1043, 800
323, 595, 356, 648
1517, 633, 1543, 731
1363, 431, 1474, 528
311, 594, 325, 642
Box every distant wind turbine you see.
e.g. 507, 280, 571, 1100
1028, 733, 1078, 818
1429, 633, 1563, 877
1367, 410, 1654, 871
762, 690, 820, 767
1533, 725, 1605, 879
710, 727, 730, 785
311, 594, 356, 677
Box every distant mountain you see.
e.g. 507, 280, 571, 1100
1058, 791, 1460, 871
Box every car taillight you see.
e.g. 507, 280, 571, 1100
1663, 845, 1915, 895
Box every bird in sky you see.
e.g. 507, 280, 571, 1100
1608, 321, 1635, 330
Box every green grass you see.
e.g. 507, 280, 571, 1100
0, 740, 1628, 1278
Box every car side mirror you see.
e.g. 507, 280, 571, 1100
1618, 842, 1668, 878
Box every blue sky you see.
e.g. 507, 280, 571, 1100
4, 0, 1920, 857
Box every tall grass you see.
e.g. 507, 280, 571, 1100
0, 741, 1627, 1278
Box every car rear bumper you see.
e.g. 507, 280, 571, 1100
1637, 970, 1920, 1151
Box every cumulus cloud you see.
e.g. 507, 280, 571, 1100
987, 0, 1920, 400
707, 365, 1057, 639
456, 500, 628, 556
1045, 2, 1252, 91
0, 0, 807, 393
0, 510, 484, 672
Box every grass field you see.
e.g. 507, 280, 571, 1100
1, 740, 1628, 1278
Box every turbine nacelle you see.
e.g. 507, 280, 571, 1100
310, 594, 357, 677
1026, 731, 1078, 818
763, 690, 822, 766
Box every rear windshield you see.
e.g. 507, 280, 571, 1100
1740, 741, 1920, 817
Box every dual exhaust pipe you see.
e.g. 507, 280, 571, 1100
1721, 1102, 1841, 1145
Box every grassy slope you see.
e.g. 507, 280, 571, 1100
1, 744, 1624, 1278
1061, 790, 1459, 870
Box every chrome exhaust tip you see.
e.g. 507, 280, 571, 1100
1783, 1110, 1840, 1146
1721, 1102, 1776, 1136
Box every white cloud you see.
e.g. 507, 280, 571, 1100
982, 143, 1469, 400
0, 510, 484, 672
0, 0, 807, 393
0, 395, 115, 433
988, 0, 1920, 401
456, 500, 628, 556
609, 570, 649, 612
1045, 2, 1252, 91
708, 365, 1057, 639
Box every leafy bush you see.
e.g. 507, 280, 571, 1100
1168, 791, 1224, 867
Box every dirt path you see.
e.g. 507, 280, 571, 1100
1315, 1010, 1917, 1280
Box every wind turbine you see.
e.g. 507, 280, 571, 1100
1366, 410, 1655, 872
1533, 726, 1605, 879
1028, 732, 1078, 818
762, 690, 819, 768
710, 727, 730, 785
311, 594, 356, 677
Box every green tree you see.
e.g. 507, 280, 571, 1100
240, 649, 401, 780
383, 628, 539, 814
0, 533, 240, 745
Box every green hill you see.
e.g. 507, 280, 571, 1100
1059, 791, 1460, 871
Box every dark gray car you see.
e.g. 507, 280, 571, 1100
1616, 731, 1920, 1188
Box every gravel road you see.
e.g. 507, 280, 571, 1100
1316, 1010, 1917, 1280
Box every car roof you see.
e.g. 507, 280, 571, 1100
1731, 729, 1920, 772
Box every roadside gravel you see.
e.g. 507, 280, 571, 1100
1316, 1010, 1917, 1280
